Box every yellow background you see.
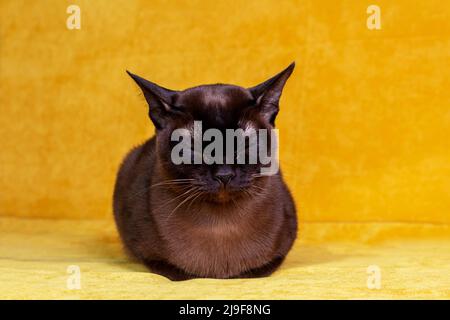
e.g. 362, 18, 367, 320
0, 0, 449, 299
1, 0, 449, 223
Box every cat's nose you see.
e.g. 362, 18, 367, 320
214, 167, 235, 185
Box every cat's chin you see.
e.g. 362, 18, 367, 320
216, 189, 233, 203
204, 188, 249, 205
208, 190, 232, 204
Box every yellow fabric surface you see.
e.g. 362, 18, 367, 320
1, 218, 449, 299
1, 1, 450, 299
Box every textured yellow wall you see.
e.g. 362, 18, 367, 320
1, 0, 449, 222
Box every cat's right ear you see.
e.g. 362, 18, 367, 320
248, 63, 295, 126
127, 71, 179, 130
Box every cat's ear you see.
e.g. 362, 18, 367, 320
127, 71, 179, 130
248, 62, 295, 125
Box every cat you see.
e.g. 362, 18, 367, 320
113, 63, 297, 280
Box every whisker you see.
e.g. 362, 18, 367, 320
151, 179, 195, 188
186, 191, 204, 212
128, 182, 193, 201
126, 178, 196, 201
166, 189, 202, 221
154, 186, 199, 211
150, 181, 194, 188
250, 185, 265, 192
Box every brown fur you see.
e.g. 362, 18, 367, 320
113, 64, 297, 280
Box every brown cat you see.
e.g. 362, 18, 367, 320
113, 63, 297, 280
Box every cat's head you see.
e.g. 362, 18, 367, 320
127, 63, 294, 203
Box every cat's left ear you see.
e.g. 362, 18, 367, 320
248, 62, 295, 125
